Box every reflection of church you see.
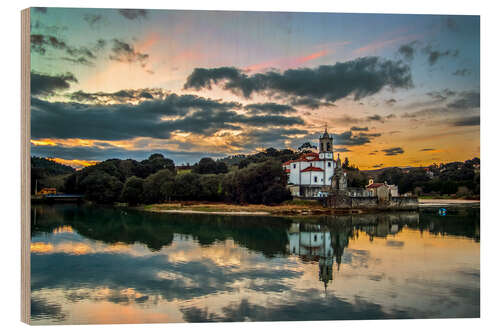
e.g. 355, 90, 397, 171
286, 223, 351, 290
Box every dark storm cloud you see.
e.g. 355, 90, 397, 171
452, 116, 480, 127
350, 126, 369, 131
420, 148, 436, 152
453, 68, 471, 77
31, 143, 226, 164
335, 147, 351, 152
184, 57, 412, 103
381, 147, 405, 156
398, 41, 419, 61
333, 131, 381, 146
31, 71, 78, 97
117, 9, 148, 20
422, 44, 459, 66
109, 39, 149, 67
243, 103, 296, 115
30, 34, 102, 65
68, 88, 169, 104
31, 94, 304, 141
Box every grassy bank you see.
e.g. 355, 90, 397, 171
140, 200, 330, 216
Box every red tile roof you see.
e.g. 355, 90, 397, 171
301, 166, 324, 173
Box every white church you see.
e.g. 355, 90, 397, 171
283, 128, 345, 197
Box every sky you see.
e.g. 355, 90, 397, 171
29, 7, 480, 169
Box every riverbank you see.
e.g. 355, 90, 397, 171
418, 198, 480, 207
140, 201, 330, 216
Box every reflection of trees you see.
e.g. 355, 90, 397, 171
31, 204, 291, 255
418, 207, 480, 242
32, 204, 479, 259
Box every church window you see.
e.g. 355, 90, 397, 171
328, 162, 331, 167
314, 235, 317, 241
310, 163, 312, 167
293, 164, 296, 169
314, 176, 318, 182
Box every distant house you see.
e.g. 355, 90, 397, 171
38, 188, 57, 195
365, 179, 399, 199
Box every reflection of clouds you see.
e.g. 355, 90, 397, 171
30, 210, 480, 324
31, 295, 67, 322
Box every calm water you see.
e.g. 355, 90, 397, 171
30, 204, 480, 324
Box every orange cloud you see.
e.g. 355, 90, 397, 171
49, 158, 99, 169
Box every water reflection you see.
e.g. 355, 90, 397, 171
30, 204, 480, 324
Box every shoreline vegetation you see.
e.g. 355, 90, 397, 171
31, 152, 480, 211
137, 198, 480, 217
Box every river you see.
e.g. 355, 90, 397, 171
30, 204, 480, 324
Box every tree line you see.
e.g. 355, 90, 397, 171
59, 152, 291, 205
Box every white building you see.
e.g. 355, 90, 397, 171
283, 129, 338, 196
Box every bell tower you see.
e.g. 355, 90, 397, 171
319, 125, 333, 159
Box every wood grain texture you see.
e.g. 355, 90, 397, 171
21, 7, 31, 325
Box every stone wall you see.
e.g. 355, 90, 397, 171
324, 194, 418, 211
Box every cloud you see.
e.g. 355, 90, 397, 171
68, 88, 169, 104
420, 148, 436, 152
453, 68, 471, 76
31, 71, 78, 97
397, 41, 418, 61
109, 39, 149, 67
401, 90, 479, 119
118, 9, 148, 20
422, 44, 459, 66
333, 131, 381, 146
427, 89, 456, 102
335, 147, 351, 152
350, 126, 369, 131
289, 97, 336, 110
83, 14, 103, 27
446, 91, 480, 109
372, 164, 384, 168
366, 114, 385, 122
452, 116, 480, 127
31, 94, 304, 141
30, 34, 102, 65
385, 98, 397, 106
243, 103, 296, 115
381, 147, 404, 156
184, 57, 412, 103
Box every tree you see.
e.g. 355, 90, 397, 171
342, 157, 350, 169
142, 169, 175, 203
199, 174, 223, 201
215, 161, 228, 174
121, 176, 144, 206
222, 160, 289, 204
298, 142, 316, 151
173, 173, 202, 200
238, 159, 250, 169
262, 184, 292, 205
192, 157, 218, 174
80, 171, 123, 204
